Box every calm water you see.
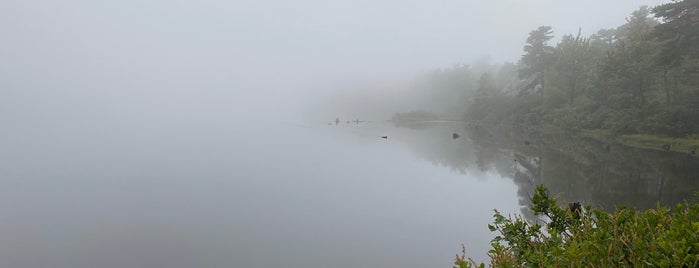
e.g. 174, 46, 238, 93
2, 110, 698, 267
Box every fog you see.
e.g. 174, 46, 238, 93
1, 0, 671, 267
3, 0, 668, 114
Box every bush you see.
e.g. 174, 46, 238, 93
455, 185, 699, 267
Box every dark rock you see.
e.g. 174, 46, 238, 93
662, 144, 670, 151
568, 202, 582, 219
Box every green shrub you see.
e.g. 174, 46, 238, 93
455, 185, 699, 267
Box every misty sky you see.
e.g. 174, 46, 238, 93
2, 0, 668, 114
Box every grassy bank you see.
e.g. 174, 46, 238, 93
617, 134, 699, 154
580, 130, 699, 155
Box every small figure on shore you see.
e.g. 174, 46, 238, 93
335, 117, 340, 125
453, 133, 460, 139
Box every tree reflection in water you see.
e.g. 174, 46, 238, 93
391, 121, 699, 219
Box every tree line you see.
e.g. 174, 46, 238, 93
429, 1, 699, 138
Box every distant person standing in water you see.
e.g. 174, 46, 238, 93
335, 117, 340, 125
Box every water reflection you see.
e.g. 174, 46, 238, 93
391, 121, 699, 217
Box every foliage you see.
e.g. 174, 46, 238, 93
390, 1, 698, 149
544, 31, 597, 107
462, 1, 699, 140
455, 185, 699, 267
518, 26, 555, 96
652, 0, 699, 67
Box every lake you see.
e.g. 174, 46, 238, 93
2, 110, 697, 267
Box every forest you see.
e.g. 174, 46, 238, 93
393, 1, 699, 153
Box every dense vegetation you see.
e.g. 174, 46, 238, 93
397, 0, 699, 152
454, 185, 699, 267
487, 2, 699, 138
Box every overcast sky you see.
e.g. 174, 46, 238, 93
1, 0, 668, 114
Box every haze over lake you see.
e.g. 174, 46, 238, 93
4, 106, 697, 267
1, 105, 522, 267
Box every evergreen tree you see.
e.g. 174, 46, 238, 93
519, 26, 555, 96
652, 0, 699, 67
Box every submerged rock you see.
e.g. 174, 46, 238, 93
662, 144, 670, 151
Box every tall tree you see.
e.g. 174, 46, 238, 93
602, 7, 659, 109
590, 28, 618, 53
652, 0, 699, 67
652, 0, 699, 105
546, 31, 598, 105
519, 26, 555, 96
